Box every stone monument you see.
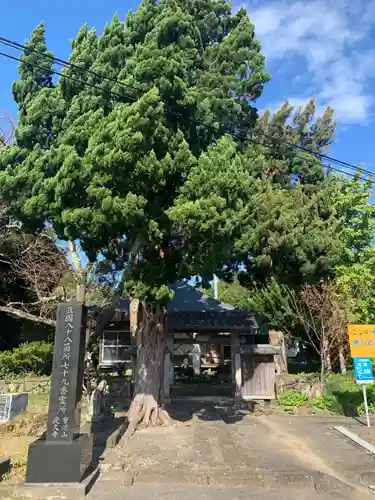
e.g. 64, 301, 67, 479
0, 393, 28, 421
25, 302, 95, 486
87, 380, 114, 423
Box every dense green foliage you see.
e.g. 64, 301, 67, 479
0, 0, 352, 305
0, 3, 271, 301
205, 171, 375, 333
336, 254, 375, 323
0, 341, 53, 378
0, 0, 374, 322
334, 177, 375, 322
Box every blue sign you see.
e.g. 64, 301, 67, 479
354, 357, 373, 384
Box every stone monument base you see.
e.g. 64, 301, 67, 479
0, 457, 10, 480
25, 434, 93, 484
20, 467, 100, 498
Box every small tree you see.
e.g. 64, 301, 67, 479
0, 201, 110, 327
288, 282, 347, 383
0, 219, 71, 327
246, 279, 349, 379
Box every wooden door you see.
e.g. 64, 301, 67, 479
241, 354, 276, 400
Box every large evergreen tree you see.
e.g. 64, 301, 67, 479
2, 1, 371, 430
254, 99, 336, 187
0, 1, 270, 430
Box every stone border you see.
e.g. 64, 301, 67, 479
334, 426, 375, 456
334, 425, 375, 492
103, 469, 355, 494
107, 418, 128, 447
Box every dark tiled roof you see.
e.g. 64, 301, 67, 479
168, 281, 235, 313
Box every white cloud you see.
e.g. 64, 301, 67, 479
245, 0, 375, 124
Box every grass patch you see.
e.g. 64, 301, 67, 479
309, 395, 336, 412
16, 391, 49, 419
0, 380, 50, 485
0, 436, 34, 484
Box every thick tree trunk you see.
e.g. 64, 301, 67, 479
320, 337, 329, 385
126, 302, 172, 436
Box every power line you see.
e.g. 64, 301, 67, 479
2, 35, 372, 179
252, 134, 373, 185
0, 36, 368, 176
0, 36, 140, 100
320, 165, 372, 185
0, 41, 373, 186
254, 128, 375, 178
0, 50, 133, 105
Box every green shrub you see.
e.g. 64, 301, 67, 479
357, 384, 375, 415
278, 389, 308, 410
311, 395, 335, 411
0, 341, 53, 379
358, 401, 375, 416
365, 383, 375, 399
0, 351, 14, 379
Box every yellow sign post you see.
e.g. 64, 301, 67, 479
348, 324, 375, 358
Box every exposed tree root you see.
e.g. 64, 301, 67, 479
159, 408, 174, 427
125, 393, 177, 438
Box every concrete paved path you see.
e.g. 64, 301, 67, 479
89, 403, 375, 499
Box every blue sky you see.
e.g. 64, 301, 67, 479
1, 0, 375, 174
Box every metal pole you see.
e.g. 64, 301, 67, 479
363, 384, 371, 427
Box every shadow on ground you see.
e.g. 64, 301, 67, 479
166, 398, 250, 425
331, 390, 365, 418
86, 416, 127, 466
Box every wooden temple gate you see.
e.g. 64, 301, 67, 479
94, 282, 279, 405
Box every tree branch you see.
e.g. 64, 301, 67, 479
0, 305, 57, 327
68, 240, 83, 274
6, 296, 59, 307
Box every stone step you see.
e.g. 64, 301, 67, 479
89, 483, 356, 500
99, 466, 357, 495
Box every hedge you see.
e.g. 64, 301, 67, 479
0, 341, 53, 379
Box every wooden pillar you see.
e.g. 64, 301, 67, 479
163, 334, 174, 403
168, 335, 174, 386
231, 333, 236, 382
164, 351, 171, 403
220, 344, 225, 367
231, 332, 242, 406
